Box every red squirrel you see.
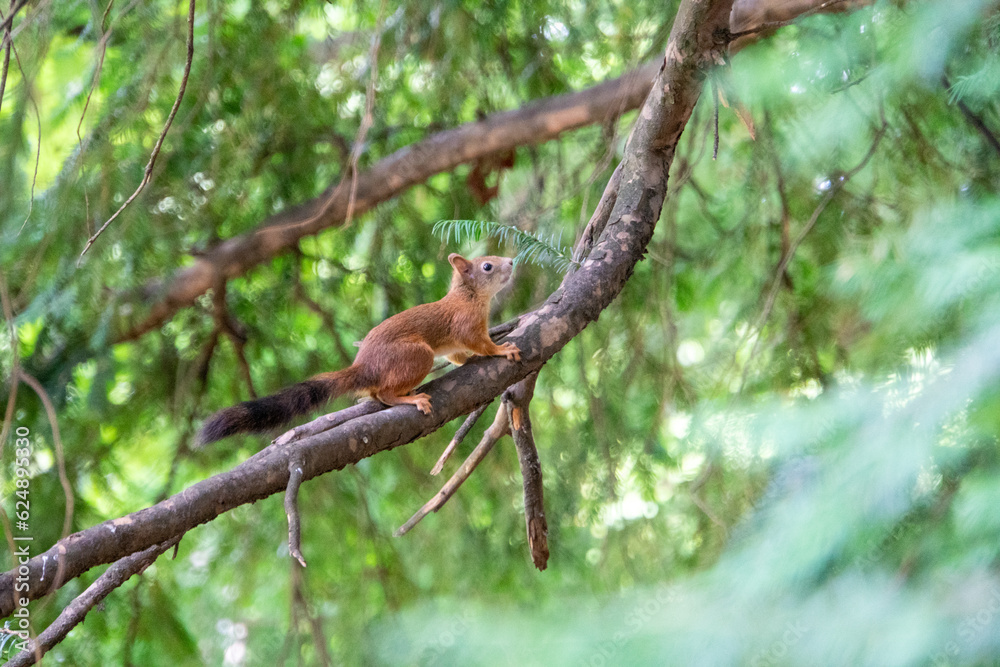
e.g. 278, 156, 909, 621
198, 254, 520, 444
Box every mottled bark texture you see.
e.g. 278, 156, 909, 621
503, 373, 548, 571
1, 0, 733, 618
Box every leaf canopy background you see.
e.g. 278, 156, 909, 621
2, 0, 1000, 664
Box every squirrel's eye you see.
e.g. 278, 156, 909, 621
482, 263, 493, 272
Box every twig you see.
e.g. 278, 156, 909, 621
5, 535, 182, 667
10, 40, 39, 236
16, 373, 74, 541
0, 0, 13, 118
712, 76, 720, 160
502, 373, 548, 571
344, 0, 387, 227
290, 565, 332, 667
272, 400, 385, 446
0, 0, 27, 36
6, 0, 53, 44
284, 458, 307, 567
0, 273, 25, 636
394, 402, 510, 537
430, 403, 489, 475
76, 0, 142, 229
210, 282, 256, 398
0, 271, 20, 464
688, 461, 727, 532
943, 75, 1000, 159
78, 0, 197, 261
570, 163, 622, 266
291, 261, 353, 366
740, 119, 887, 390
727, 0, 855, 40
266, 0, 391, 244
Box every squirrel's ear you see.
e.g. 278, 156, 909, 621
448, 253, 472, 274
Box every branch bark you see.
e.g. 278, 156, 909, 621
4, 536, 181, 667
0, 0, 734, 619
502, 372, 548, 571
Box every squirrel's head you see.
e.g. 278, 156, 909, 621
448, 253, 514, 299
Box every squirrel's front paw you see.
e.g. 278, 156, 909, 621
498, 342, 521, 362
414, 393, 433, 415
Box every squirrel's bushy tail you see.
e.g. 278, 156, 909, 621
198, 366, 367, 445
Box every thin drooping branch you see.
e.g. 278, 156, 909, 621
0, 0, 14, 118
210, 282, 257, 399
394, 402, 511, 537
78, 0, 197, 261
502, 372, 548, 571
430, 402, 489, 475
15, 372, 74, 541
740, 118, 887, 389
114, 61, 661, 343
10, 40, 39, 237
5, 536, 182, 667
0, 0, 27, 37
345, 0, 387, 227
0, 0, 734, 618
0, 271, 20, 465
287, 565, 332, 667
284, 458, 307, 567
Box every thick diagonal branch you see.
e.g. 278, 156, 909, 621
5, 536, 181, 667
0, 0, 734, 618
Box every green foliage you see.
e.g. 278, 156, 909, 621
432, 219, 577, 272
2, 0, 1000, 664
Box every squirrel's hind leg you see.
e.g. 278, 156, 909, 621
375, 391, 433, 415
372, 341, 435, 414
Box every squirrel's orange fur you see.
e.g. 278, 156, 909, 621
198, 254, 519, 444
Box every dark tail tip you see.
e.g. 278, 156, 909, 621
197, 379, 337, 445
196, 406, 252, 446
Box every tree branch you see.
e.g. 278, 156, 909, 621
109, 0, 867, 343
0, 0, 734, 618
15, 372, 74, 541
284, 458, 307, 567
394, 401, 510, 537
78, 0, 197, 261
5, 536, 182, 667
0, 0, 28, 37
271, 400, 385, 446
113, 61, 661, 343
430, 402, 489, 475
502, 372, 548, 571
